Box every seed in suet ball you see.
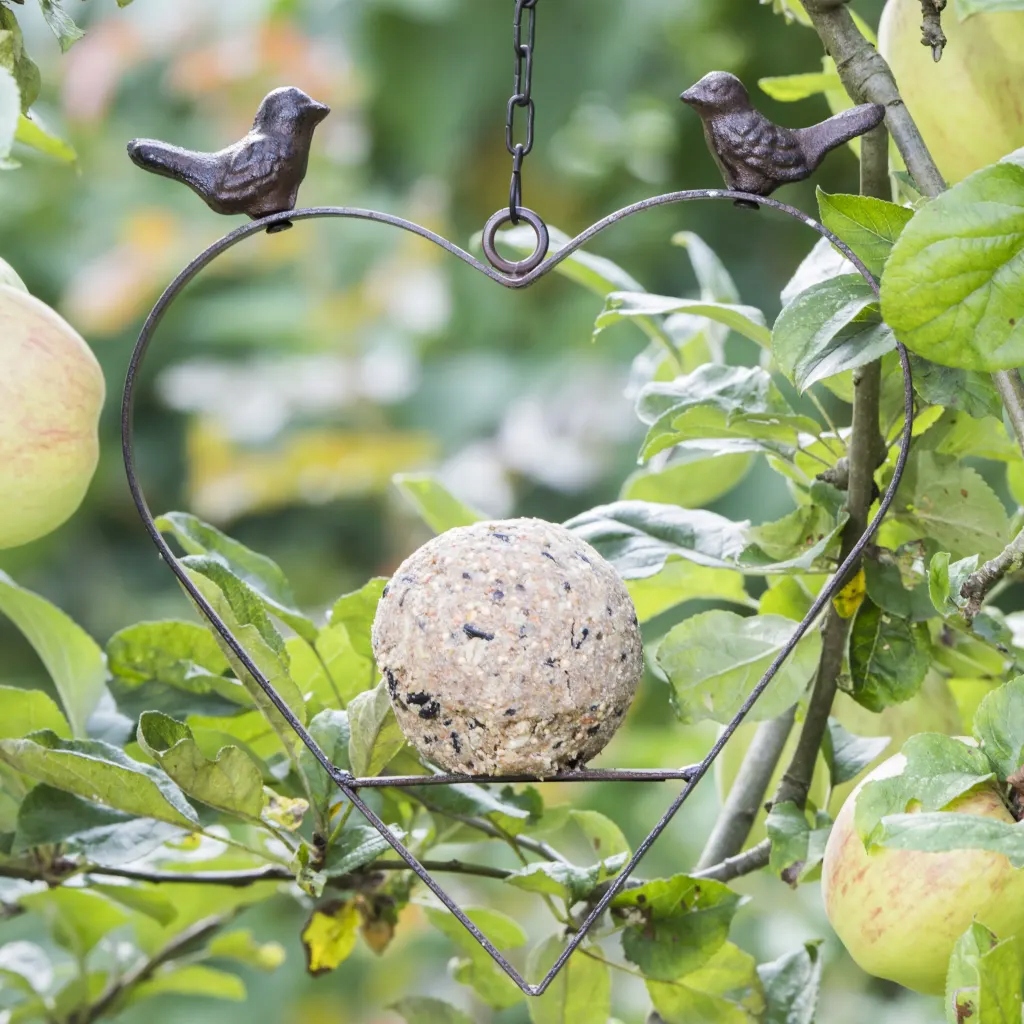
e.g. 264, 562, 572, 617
371, 518, 644, 776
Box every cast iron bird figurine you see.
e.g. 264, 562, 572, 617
680, 72, 885, 205
127, 87, 330, 231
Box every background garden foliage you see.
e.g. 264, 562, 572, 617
3, 0, 1024, 1022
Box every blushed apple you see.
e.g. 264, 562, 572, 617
0, 285, 105, 548
821, 749, 1024, 995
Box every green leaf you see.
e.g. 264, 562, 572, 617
108, 620, 246, 719
759, 71, 841, 102
596, 292, 771, 347
864, 559, 936, 622
848, 600, 931, 712
671, 231, 740, 304
854, 733, 995, 846
0, 731, 197, 828
20, 887, 129, 956
973, 677, 1024, 779
909, 356, 1003, 419
90, 883, 177, 926
0, 66, 18, 165
928, 552, 977, 616
881, 161, 1024, 371
36, 0, 85, 52
183, 562, 307, 745
626, 560, 751, 623
892, 451, 1010, 560
648, 942, 765, 1024
958, 0, 1024, 13
506, 856, 625, 905
205, 929, 286, 971
759, 0, 811, 26
878, 812, 1024, 867
408, 781, 532, 827
822, 718, 890, 787
158, 512, 317, 642
0, 570, 107, 737
657, 611, 822, 725
744, 505, 844, 567
622, 450, 753, 511
613, 875, 744, 981
13, 785, 183, 863
945, 923, 1022, 1024
426, 907, 526, 1010
766, 802, 831, 885
772, 275, 895, 391
390, 998, 475, 1024
298, 709, 350, 820
570, 809, 630, 860
0, 685, 70, 739
129, 964, 246, 1004
527, 934, 609, 1024
347, 680, 405, 777
16, 114, 75, 162
323, 823, 404, 877
137, 711, 265, 820
636, 365, 818, 461
816, 190, 914, 278
0, 9, 41, 111
757, 942, 823, 1024
393, 474, 485, 534
921, 408, 1022, 463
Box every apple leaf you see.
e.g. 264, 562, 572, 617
757, 942, 823, 1024
612, 874, 745, 981
928, 552, 977, 617
657, 611, 822, 725
671, 231, 741, 304
570, 809, 631, 861
863, 560, 935, 622
390, 998, 475, 1024
957, 0, 1024, 17
595, 292, 770, 347
848, 600, 932, 712
158, 512, 317, 642
36, 0, 85, 52
945, 923, 1022, 1024
527, 933, 609, 1024
772, 275, 895, 392
878, 812, 1024, 868
766, 802, 831, 886
0, 685, 70, 740
647, 942, 765, 1023
301, 899, 361, 976
0, 66, 18, 166
816, 190, 914, 279
297, 709, 350, 821
822, 719, 890, 787
426, 907, 526, 1011
0, 731, 198, 828
322, 823, 404, 878
346, 680, 404, 778
854, 733, 995, 847
0, 570, 107, 738
910, 356, 1003, 419
393, 473, 485, 534
972, 677, 1024, 780
880, 161, 1024, 372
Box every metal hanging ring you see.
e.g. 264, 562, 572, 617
482, 205, 549, 275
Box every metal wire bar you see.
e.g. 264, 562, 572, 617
350, 767, 700, 787
122, 189, 913, 996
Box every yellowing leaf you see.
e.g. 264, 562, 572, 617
302, 900, 361, 976
833, 569, 866, 619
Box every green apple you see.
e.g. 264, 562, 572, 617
0, 286, 105, 548
822, 747, 1024, 995
879, 0, 1024, 183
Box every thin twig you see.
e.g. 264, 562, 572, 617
695, 708, 796, 870
920, 0, 947, 62
82, 914, 230, 1023
960, 531, 1024, 623
692, 840, 770, 882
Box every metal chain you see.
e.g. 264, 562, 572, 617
506, 0, 538, 224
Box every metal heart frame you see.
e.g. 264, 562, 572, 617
122, 190, 914, 996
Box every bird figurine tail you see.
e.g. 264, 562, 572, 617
796, 103, 887, 171
127, 140, 207, 192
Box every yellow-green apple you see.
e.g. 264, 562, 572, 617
822, 748, 1024, 994
879, 0, 1024, 183
0, 286, 105, 548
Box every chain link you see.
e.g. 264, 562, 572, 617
505, 0, 538, 223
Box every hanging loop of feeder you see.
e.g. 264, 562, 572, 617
482, 204, 549, 275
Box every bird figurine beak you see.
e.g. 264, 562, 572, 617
679, 86, 699, 107
308, 101, 331, 124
